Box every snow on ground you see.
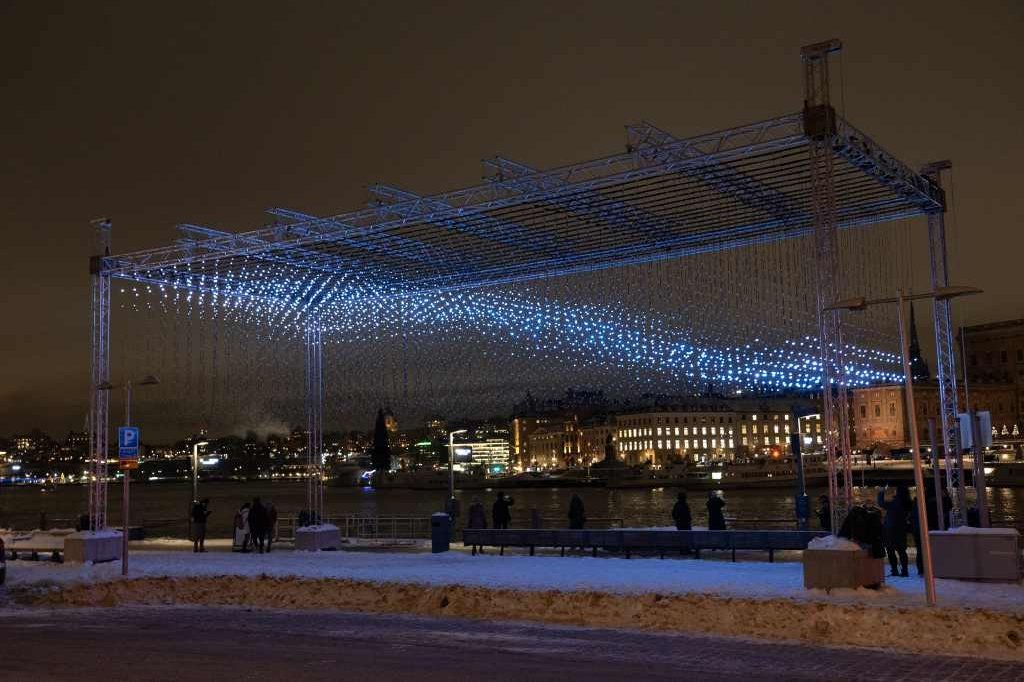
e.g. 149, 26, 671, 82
5, 544, 1023, 613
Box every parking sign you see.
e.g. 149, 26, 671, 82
119, 426, 140, 459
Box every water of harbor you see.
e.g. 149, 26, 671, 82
2, 481, 1022, 539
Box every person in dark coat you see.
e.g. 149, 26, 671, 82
672, 492, 692, 531
467, 498, 487, 529
492, 492, 513, 530
191, 498, 211, 553
816, 495, 832, 533
249, 497, 269, 554
877, 484, 911, 577
568, 494, 586, 529
706, 492, 726, 530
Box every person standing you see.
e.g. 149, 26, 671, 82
467, 498, 487, 529
249, 497, 268, 554
568, 494, 586, 529
672, 491, 692, 531
706, 491, 726, 531
191, 498, 211, 553
233, 502, 251, 553
816, 495, 832, 533
877, 484, 911, 577
492, 492, 513, 530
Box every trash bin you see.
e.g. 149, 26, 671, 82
431, 512, 451, 553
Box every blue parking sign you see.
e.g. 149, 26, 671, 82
119, 426, 140, 459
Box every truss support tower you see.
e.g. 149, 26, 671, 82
305, 317, 325, 525
922, 161, 965, 526
88, 219, 112, 531
802, 39, 853, 532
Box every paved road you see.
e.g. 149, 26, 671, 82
0, 606, 1021, 681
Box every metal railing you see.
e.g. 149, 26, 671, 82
276, 514, 433, 542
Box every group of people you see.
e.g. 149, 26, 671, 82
466, 491, 516, 529
462, 490, 729, 532
233, 497, 279, 553
671, 491, 727, 530
876, 483, 952, 577
189, 497, 281, 554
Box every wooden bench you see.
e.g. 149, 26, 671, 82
463, 529, 828, 562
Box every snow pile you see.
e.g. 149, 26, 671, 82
69, 529, 123, 539
807, 535, 863, 551
296, 524, 340, 532
15, 574, 1024, 662
946, 525, 1020, 536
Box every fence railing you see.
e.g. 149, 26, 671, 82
275, 514, 433, 542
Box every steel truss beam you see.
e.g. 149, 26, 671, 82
100, 110, 941, 287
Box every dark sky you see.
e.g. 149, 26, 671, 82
2, 1, 1022, 437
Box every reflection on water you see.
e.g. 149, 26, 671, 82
1, 481, 1021, 538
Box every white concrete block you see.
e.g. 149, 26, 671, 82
294, 524, 342, 552
64, 530, 122, 564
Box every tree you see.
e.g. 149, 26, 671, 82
371, 408, 391, 471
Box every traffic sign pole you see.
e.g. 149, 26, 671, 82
118, 423, 140, 577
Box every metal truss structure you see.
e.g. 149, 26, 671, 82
921, 161, 966, 525
802, 39, 853, 529
87, 42, 956, 531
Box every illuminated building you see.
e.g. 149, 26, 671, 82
851, 382, 1019, 451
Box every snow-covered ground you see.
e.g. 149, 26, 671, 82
5, 544, 1023, 613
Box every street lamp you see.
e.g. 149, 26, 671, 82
826, 284, 981, 607
98, 374, 159, 576
192, 440, 210, 504
448, 429, 468, 509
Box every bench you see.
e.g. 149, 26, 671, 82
463, 529, 828, 562
1, 532, 68, 563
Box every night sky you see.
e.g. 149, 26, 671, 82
2, 1, 1022, 436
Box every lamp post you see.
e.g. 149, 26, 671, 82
97, 374, 159, 577
448, 429, 468, 510
826, 285, 982, 607
192, 440, 210, 504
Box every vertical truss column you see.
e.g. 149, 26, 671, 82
803, 40, 853, 530
305, 317, 324, 524
922, 160, 964, 526
88, 219, 112, 531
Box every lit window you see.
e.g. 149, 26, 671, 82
674, 427, 680, 436
729, 438, 735, 448
657, 440, 663, 449
675, 439, 681, 449
685, 439, 690, 448
711, 427, 717, 435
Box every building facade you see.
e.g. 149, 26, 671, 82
615, 402, 823, 466
961, 318, 1024, 429
850, 382, 1019, 450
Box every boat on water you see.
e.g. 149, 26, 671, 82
371, 468, 598, 490
986, 462, 1024, 487
603, 455, 829, 490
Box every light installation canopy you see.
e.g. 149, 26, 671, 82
102, 111, 941, 429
